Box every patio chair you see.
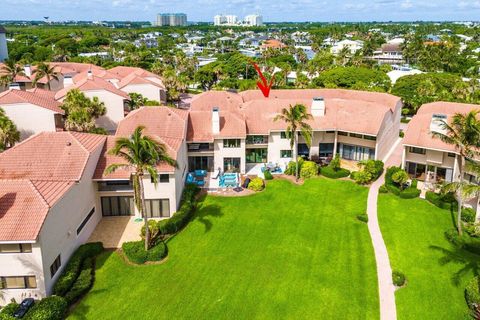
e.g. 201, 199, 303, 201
186, 173, 195, 184
195, 169, 207, 177
196, 179, 205, 187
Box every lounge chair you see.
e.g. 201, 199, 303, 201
186, 173, 196, 184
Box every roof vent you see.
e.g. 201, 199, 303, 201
311, 97, 325, 117
430, 114, 447, 134
66, 142, 72, 146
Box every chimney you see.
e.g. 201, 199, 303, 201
212, 107, 220, 134
24, 64, 31, 77
430, 114, 447, 134
87, 70, 93, 79
63, 75, 73, 87
311, 97, 325, 117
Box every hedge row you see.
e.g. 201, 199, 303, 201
466, 276, 480, 310
0, 302, 18, 320
445, 228, 480, 256
53, 242, 103, 297
122, 241, 168, 264
158, 184, 200, 235
63, 257, 95, 304
320, 166, 351, 179
425, 191, 457, 210
23, 296, 68, 320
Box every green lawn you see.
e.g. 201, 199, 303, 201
70, 178, 379, 319
378, 194, 478, 320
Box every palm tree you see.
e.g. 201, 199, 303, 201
432, 110, 480, 235
32, 62, 60, 90
0, 108, 20, 151
274, 104, 313, 181
104, 126, 177, 250
0, 60, 26, 87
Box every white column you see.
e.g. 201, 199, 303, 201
333, 130, 338, 156
401, 147, 406, 169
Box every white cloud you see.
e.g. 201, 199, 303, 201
400, 0, 413, 9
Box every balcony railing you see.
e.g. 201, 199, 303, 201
188, 143, 214, 152
246, 135, 268, 145
98, 181, 133, 192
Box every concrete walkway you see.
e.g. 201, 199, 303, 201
367, 138, 403, 320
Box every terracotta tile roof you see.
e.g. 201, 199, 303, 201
261, 39, 287, 49
117, 73, 164, 89
187, 110, 247, 142
190, 90, 244, 112
108, 66, 159, 79
0, 89, 64, 114
239, 98, 389, 136
73, 70, 120, 83
94, 135, 178, 180
0, 131, 106, 181
94, 107, 187, 179
55, 74, 130, 100
403, 102, 480, 152
49, 62, 104, 75
27, 87, 57, 100
0, 179, 74, 241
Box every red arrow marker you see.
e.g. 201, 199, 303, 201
250, 61, 274, 98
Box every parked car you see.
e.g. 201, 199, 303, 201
13, 298, 35, 318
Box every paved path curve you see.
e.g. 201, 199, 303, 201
367, 138, 403, 320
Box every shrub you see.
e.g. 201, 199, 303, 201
330, 153, 342, 171
351, 170, 373, 185
122, 240, 167, 264
263, 170, 273, 180
357, 214, 368, 223
158, 184, 200, 235
320, 166, 350, 179
300, 161, 318, 179
64, 257, 94, 304
445, 228, 480, 255
392, 170, 409, 186
24, 296, 67, 320
141, 220, 162, 248
0, 314, 15, 320
462, 208, 476, 223
53, 242, 103, 296
425, 191, 457, 210
284, 158, 304, 176
392, 270, 406, 287
399, 187, 421, 199
399, 131, 404, 138
0, 303, 18, 317
466, 276, 480, 310
379, 185, 388, 193
248, 177, 265, 192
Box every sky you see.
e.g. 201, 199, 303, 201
1, 0, 480, 22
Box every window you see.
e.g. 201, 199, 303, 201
50, 255, 61, 278
338, 131, 348, 136
144, 199, 170, 218
447, 152, 456, 158
223, 139, 240, 148
152, 174, 169, 183
280, 131, 289, 139
77, 208, 95, 235
224, 158, 240, 172
0, 243, 32, 254
409, 147, 426, 154
0, 276, 37, 289
297, 143, 310, 157
326, 130, 335, 134
319, 143, 334, 158
338, 143, 374, 161
188, 156, 214, 172
349, 133, 363, 138
364, 135, 377, 141
101, 196, 135, 216
280, 150, 292, 158
246, 148, 267, 163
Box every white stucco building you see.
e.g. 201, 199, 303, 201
0, 26, 7, 62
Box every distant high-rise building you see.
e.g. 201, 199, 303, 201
225, 15, 238, 25
156, 13, 187, 26
0, 26, 8, 62
214, 15, 226, 26
245, 14, 263, 26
